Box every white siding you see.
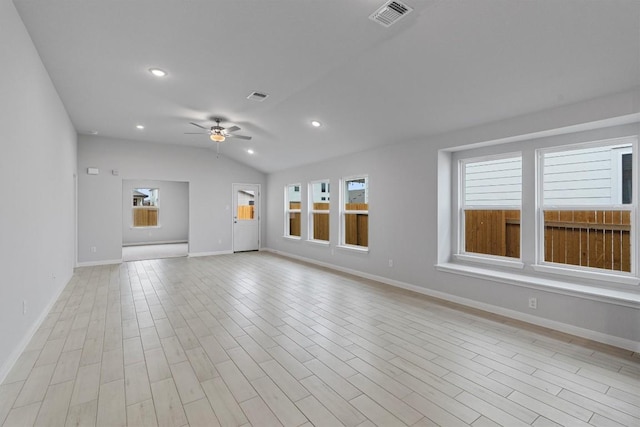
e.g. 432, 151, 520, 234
542, 145, 627, 206
464, 156, 522, 206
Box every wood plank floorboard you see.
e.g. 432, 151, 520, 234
2, 252, 639, 426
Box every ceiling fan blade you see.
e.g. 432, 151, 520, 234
227, 134, 252, 140
189, 122, 209, 130
225, 125, 241, 133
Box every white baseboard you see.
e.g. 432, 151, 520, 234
0, 271, 72, 384
122, 240, 188, 247
188, 250, 233, 258
76, 258, 122, 267
263, 248, 640, 352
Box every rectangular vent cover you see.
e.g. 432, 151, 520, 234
369, 1, 413, 27
247, 91, 269, 102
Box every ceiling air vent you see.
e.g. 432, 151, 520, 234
369, 1, 413, 27
247, 91, 269, 102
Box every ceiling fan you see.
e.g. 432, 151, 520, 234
186, 118, 252, 142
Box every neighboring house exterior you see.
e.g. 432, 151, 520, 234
464, 143, 633, 207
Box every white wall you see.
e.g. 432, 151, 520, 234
78, 136, 266, 264
0, 0, 77, 380
266, 88, 640, 349
122, 179, 189, 246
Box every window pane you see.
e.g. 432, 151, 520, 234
289, 212, 301, 237
311, 181, 330, 204
286, 184, 301, 237
542, 145, 632, 206
464, 209, 520, 258
465, 157, 521, 206
343, 177, 368, 247
543, 209, 631, 272
132, 188, 158, 227
345, 213, 368, 246
345, 178, 367, 207
237, 190, 255, 220
541, 141, 634, 272
462, 157, 521, 258
310, 181, 330, 241
288, 185, 301, 204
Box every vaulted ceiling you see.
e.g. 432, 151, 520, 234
13, 0, 640, 173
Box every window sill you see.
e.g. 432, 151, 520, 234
336, 244, 369, 254
454, 253, 524, 270
130, 225, 162, 229
283, 235, 301, 241
531, 263, 640, 286
435, 262, 640, 308
306, 239, 330, 246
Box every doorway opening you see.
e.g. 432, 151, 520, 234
122, 180, 189, 261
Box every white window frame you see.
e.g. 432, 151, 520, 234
534, 137, 638, 281
339, 175, 369, 252
284, 183, 302, 239
308, 180, 330, 244
456, 152, 523, 268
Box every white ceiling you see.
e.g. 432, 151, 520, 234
13, 0, 640, 173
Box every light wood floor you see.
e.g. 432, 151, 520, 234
1, 252, 639, 427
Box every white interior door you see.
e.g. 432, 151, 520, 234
233, 184, 260, 252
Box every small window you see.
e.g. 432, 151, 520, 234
132, 188, 159, 227
461, 155, 522, 259
309, 181, 330, 242
237, 190, 255, 220
285, 184, 301, 238
540, 141, 634, 272
341, 176, 368, 248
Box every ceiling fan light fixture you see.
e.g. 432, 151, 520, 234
210, 133, 225, 142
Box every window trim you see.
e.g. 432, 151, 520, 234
284, 183, 302, 239
536, 137, 637, 277
339, 175, 369, 251
458, 152, 523, 262
132, 188, 160, 228
308, 179, 330, 243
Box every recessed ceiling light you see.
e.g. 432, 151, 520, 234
311, 120, 321, 127
148, 68, 167, 77
136, 125, 145, 130
247, 149, 254, 154
88, 130, 98, 135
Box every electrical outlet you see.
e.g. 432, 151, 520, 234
91, 246, 97, 253
23, 300, 27, 315
528, 297, 537, 309
388, 259, 393, 267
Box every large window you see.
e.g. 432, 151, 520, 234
461, 155, 522, 259
453, 135, 638, 285
309, 180, 330, 242
132, 188, 159, 227
285, 184, 301, 238
539, 141, 634, 273
341, 176, 368, 248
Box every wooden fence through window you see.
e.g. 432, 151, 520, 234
465, 209, 631, 272
345, 203, 368, 247
312, 203, 329, 241
133, 207, 158, 227
289, 202, 301, 236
